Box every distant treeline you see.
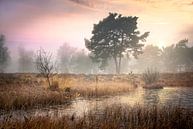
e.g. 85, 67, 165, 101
0, 34, 193, 74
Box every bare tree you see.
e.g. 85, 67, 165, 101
35, 48, 56, 87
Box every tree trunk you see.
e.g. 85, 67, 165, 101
116, 33, 124, 74
46, 75, 51, 87
113, 57, 119, 74
118, 56, 122, 74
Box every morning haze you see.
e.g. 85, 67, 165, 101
1, 1, 193, 129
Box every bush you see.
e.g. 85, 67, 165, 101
142, 68, 160, 84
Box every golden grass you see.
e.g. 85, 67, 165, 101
0, 74, 134, 110
71, 81, 134, 97
1, 105, 193, 129
0, 84, 74, 111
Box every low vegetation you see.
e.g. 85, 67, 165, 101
1, 72, 193, 111
0, 74, 134, 111
142, 68, 160, 85
71, 81, 133, 97
0, 84, 74, 111
1, 105, 193, 129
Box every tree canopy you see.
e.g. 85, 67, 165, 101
86, 13, 149, 74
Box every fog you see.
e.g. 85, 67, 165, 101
3, 39, 193, 74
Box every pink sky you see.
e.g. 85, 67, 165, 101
0, 0, 193, 52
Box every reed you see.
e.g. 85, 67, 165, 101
142, 68, 160, 85
0, 74, 134, 110
1, 105, 193, 129
71, 81, 133, 97
0, 84, 74, 111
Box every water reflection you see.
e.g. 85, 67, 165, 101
142, 89, 161, 106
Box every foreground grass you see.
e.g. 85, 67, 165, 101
1, 105, 193, 129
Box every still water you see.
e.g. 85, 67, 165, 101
1, 87, 193, 120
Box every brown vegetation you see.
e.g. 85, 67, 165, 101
0, 73, 134, 111
1, 105, 193, 129
1, 72, 192, 111
158, 72, 193, 87
0, 84, 74, 111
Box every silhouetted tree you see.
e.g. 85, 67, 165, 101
35, 48, 56, 87
18, 47, 34, 73
0, 35, 10, 73
86, 13, 149, 74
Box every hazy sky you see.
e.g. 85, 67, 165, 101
0, 0, 193, 52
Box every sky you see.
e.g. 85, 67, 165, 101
0, 0, 193, 52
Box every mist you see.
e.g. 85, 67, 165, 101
2, 38, 193, 74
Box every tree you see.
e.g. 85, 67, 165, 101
85, 13, 149, 74
57, 43, 77, 73
135, 45, 162, 72
35, 48, 56, 87
161, 39, 193, 72
174, 39, 193, 71
161, 45, 176, 72
18, 47, 34, 73
0, 34, 10, 73
70, 49, 95, 74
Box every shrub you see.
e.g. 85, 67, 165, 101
142, 68, 160, 84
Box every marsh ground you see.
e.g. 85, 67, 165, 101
1, 73, 193, 129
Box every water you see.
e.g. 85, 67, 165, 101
1, 87, 193, 120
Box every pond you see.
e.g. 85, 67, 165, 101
1, 87, 193, 120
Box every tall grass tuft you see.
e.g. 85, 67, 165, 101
142, 68, 160, 84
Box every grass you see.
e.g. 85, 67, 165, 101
1, 73, 193, 128
0, 84, 75, 111
1, 72, 193, 111
1, 105, 193, 129
0, 74, 134, 111
142, 68, 160, 85
71, 81, 134, 97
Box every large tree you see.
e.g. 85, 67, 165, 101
0, 35, 10, 73
85, 13, 149, 74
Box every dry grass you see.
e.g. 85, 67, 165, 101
71, 81, 134, 97
0, 74, 135, 111
1, 72, 193, 111
1, 105, 193, 129
0, 84, 75, 111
